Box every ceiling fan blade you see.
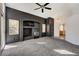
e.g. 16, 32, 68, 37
34, 7, 41, 10
36, 3, 41, 6
42, 9, 44, 13
45, 7, 52, 10
44, 3, 49, 6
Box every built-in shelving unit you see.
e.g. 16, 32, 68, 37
23, 21, 40, 40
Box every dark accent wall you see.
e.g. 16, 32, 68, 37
6, 7, 45, 44
46, 17, 54, 37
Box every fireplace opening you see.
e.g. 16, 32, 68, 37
23, 28, 32, 37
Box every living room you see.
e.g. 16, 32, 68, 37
0, 3, 79, 56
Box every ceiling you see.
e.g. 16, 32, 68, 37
6, 3, 55, 18
6, 3, 79, 19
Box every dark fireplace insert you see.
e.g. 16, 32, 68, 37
23, 28, 32, 37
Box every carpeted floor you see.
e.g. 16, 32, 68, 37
1, 37, 79, 56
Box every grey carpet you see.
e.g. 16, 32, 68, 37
1, 37, 79, 56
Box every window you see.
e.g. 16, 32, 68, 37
42, 24, 46, 33
47, 24, 50, 32
9, 19, 19, 35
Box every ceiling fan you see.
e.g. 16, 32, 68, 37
34, 3, 52, 13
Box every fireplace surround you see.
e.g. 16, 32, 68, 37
23, 20, 40, 40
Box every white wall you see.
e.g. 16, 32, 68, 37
65, 15, 79, 45
53, 4, 72, 37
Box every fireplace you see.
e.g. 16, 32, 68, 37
23, 28, 32, 37
23, 21, 40, 40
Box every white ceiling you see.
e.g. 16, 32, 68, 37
6, 3, 79, 19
